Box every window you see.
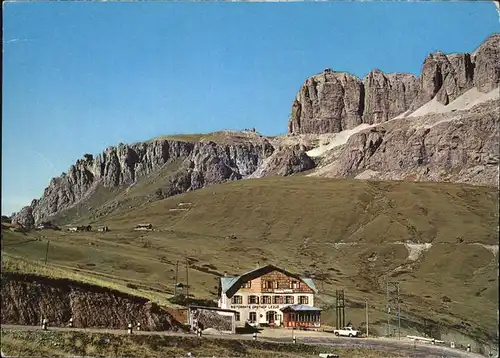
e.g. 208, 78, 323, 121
231, 295, 243, 304
285, 296, 294, 304
273, 296, 284, 304
291, 281, 299, 289
249, 312, 257, 322
262, 280, 273, 289
298, 296, 309, 305
261, 295, 271, 304
248, 295, 259, 304
273, 281, 279, 289
235, 312, 240, 321
242, 281, 251, 288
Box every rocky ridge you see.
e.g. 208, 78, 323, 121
9, 34, 500, 227
11, 131, 319, 226
288, 34, 499, 134
310, 98, 499, 186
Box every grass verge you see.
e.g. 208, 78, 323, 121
0, 329, 405, 358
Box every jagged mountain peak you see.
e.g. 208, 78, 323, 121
289, 33, 499, 135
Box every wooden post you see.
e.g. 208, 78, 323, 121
44, 241, 50, 264
68, 317, 73, 328
127, 323, 132, 334
42, 318, 48, 330
253, 332, 257, 340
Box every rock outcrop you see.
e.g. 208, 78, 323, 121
473, 33, 500, 93
248, 146, 316, 178
312, 99, 499, 187
12, 135, 282, 224
417, 52, 474, 107
11, 206, 35, 229
289, 33, 499, 134
1, 272, 182, 331
24, 140, 194, 224
288, 72, 364, 134
362, 70, 419, 124
163, 140, 275, 197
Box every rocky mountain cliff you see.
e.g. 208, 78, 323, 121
311, 98, 499, 186
288, 33, 499, 134
12, 134, 314, 226
10, 34, 499, 227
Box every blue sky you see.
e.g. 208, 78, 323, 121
2, 1, 499, 215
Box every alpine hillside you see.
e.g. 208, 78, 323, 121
9, 34, 500, 229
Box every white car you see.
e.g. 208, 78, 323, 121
333, 326, 360, 337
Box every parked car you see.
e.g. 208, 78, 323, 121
333, 326, 360, 337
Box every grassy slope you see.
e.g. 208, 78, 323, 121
2, 177, 498, 344
0, 330, 404, 358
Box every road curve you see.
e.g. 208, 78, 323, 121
0, 324, 486, 358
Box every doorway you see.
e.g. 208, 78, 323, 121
266, 310, 277, 324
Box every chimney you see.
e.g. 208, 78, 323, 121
256, 261, 260, 269
223, 271, 227, 277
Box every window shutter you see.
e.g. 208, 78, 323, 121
247, 296, 250, 304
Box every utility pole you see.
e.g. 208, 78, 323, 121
386, 279, 391, 337
174, 261, 179, 296
335, 289, 346, 329
186, 258, 189, 301
397, 283, 401, 340
44, 240, 50, 265
342, 290, 345, 328
386, 279, 401, 339
365, 297, 369, 337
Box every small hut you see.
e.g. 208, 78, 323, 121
280, 305, 322, 329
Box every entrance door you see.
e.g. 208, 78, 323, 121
266, 311, 276, 324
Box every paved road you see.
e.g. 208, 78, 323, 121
0, 324, 487, 358
295, 336, 486, 358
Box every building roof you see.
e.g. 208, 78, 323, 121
220, 264, 318, 297
220, 276, 240, 294
280, 304, 322, 312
